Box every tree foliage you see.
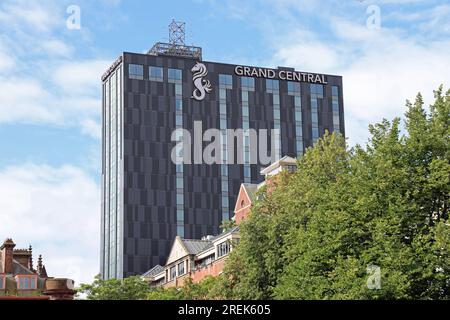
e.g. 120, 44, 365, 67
78, 275, 151, 300
223, 86, 450, 300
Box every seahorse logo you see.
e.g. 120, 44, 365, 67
191, 62, 212, 101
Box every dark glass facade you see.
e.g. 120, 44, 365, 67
101, 52, 345, 279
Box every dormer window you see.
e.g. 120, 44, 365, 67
16, 275, 37, 290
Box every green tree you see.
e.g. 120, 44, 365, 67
225, 86, 450, 300
78, 275, 151, 300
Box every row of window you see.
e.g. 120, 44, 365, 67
217, 241, 231, 258
129, 63, 340, 97
0, 276, 37, 290
129, 64, 182, 82
169, 261, 186, 281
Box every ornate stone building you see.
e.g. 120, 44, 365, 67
0, 239, 76, 300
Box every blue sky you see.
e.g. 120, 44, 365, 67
0, 0, 449, 286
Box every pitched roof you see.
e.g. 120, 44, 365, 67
181, 239, 211, 255
142, 264, 165, 277
12, 259, 35, 275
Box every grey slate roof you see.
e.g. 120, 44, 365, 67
0, 259, 35, 275
142, 264, 165, 277
12, 259, 35, 275
181, 239, 212, 255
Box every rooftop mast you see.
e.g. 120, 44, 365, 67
149, 19, 202, 60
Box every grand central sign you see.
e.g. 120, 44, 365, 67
234, 65, 328, 84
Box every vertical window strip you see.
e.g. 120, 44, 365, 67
219, 76, 231, 221
310, 84, 323, 144
267, 79, 281, 161
104, 78, 110, 279
172, 69, 184, 237
116, 65, 123, 278
288, 82, 303, 156
242, 77, 253, 183
109, 71, 117, 279
332, 86, 340, 133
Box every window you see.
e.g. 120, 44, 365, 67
311, 83, 323, 97
241, 77, 254, 90
176, 99, 183, 111
331, 86, 340, 133
222, 196, 228, 207
217, 241, 230, 258
178, 262, 185, 276
312, 127, 319, 140
170, 266, 177, 280
175, 84, 182, 95
177, 225, 184, 237
16, 276, 37, 290
176, 114, 183, 126
332, 85, 339, 96
219, 74, 233, 87
176, 177, 183, 189
0, 275, 4, 289
221, 181, 228, 192
149, 66, 163, 81
266, 79, 279, 92
242, 91, 249, 102
177, 209, 184, 222
288, 81, 301, 94
129, 64, 143, 80
168, 68, 182, 82
244, 166, 251, 179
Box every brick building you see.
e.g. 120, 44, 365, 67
0, 239, 76, 300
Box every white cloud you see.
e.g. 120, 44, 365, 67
274, 40, 341, 73
0, 78, 63, 123
0, 1, 109, 139
0, 58, 109, 140
0, 47, 15, 72
52, 60, 111, 95
269, 11, 450, 146
0, 163, 100, 286
0, 0, 61, 33
81, 119, 102, 140
40, 39, 74, 57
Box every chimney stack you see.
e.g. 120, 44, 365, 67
1, 238, 16, 274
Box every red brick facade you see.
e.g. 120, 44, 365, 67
233, 185, 255, 225
191, 257, 227, 283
